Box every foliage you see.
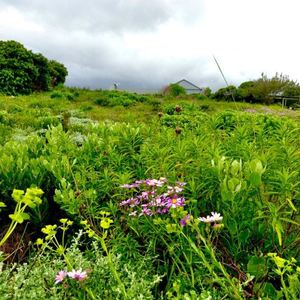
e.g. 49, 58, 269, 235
0, 232, 161, 299
94, 90, 160, 108
0, 188, 43, 248
0, 40, 68, 95
0, 89, 300, 298
48, 60, 68, 87
203, 87, 212, 97
213, 85, 237, 101
164, 83, 186, 97
215, 73, 300, 104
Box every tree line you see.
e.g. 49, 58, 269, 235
212, 73, 300, 104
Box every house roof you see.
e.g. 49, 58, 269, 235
175, 79, 202, 90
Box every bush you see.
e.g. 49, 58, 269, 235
50, 91, 64, 99
213, 85, 237, 101
164, 83, 186, 97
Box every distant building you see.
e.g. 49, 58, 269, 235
175, 79, 203, 94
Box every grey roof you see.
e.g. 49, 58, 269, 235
175, 79, 202, 90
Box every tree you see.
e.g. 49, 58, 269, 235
0, 40, 68, 95
238, 73, 300, 104
203, 87, 212, 97
48, 60, 68, 87
0, 41, 38, 95
32, 53, 51, 91
213, 85, 237, 101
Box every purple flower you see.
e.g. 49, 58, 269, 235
120, 184, 133, 189
120, 182, 141, 189
119, 198, 139, 207
140, 207, 153, 216
166, 195, 185, 209
141, 191, 149, 199
67, 269, 88, 281
55, 270, 67, 284
167, 186, 183, 194
145, 178, 166, 187
179, 214, 191, 227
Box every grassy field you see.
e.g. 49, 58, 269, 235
0, 88, 300, 299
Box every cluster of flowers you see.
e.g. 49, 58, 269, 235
55, 269, 88, 284
120, 178, 186, 216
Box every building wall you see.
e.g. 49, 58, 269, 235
184, 89, 202, 94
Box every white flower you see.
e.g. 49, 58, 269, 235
199, 216, 213, 223
199, 212, 223, 223
210, 212, 223, 222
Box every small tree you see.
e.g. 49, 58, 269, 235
164, 83, 186, 97
203, 87, 212, 97
213, 85, 237, 101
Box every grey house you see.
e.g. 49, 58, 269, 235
175, 79, 203, 94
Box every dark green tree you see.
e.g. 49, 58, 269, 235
32, 53, 51, 91
48, 60, 68, 87
213, 85, 237, 101
0, 40, 68, 95
0, 41, 37, 95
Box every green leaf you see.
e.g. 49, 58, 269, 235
249, 172, 262, 186
275, 223, 283, 246
286, 198, 297, 212
247, 256, 267, 278
11, 189, 24, 203
9, 212, 30, 224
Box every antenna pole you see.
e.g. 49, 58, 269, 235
213, 55, 237, 105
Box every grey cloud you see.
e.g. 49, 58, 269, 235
0, 0, 172, 33
0, 0, 218, 90
0, 0, 204, 33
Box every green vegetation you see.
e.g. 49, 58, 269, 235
213, 73, 300, 104
0, 88, 300, 299
164, 83, 187, 97
0, 41, 67, 95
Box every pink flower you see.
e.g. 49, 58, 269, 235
55, 270, 67, 284
67, 269, 88, 281
179, 214, 191, 227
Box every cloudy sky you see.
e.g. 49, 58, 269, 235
0, 0, 299, 91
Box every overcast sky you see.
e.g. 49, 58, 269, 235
0, 0, 299, 91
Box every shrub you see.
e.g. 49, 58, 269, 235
164, 83, 186, 97
50, 91, 64, 99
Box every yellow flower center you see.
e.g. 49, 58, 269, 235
172, 198, 177, 204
